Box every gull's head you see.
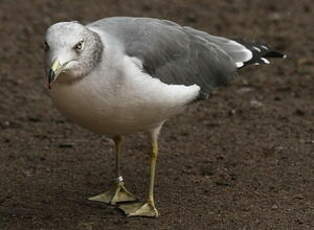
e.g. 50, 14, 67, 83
45, 21, 103, 89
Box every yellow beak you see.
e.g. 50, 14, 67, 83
48, 59, 62, 89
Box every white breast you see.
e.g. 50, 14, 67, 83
50, 55, 200, 136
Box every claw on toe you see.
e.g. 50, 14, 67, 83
88, 183, 137, 205
119, 201, 159, 218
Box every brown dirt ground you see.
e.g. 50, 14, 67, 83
0, 0, 314, 229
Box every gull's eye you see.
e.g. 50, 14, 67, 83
44, 41, 49, 52
73, 40, 84, 51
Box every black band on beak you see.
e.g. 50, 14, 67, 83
48, 69, 55, 89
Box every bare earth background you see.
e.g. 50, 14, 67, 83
0, 0, 313, 229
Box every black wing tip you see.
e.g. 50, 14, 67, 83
263, 50, 287, 59
234, 40, 286, 68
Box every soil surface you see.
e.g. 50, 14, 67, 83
0, 0, 313, 229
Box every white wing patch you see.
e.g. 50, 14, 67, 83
236, 62, 244, 68
261, 57, 270, 64
253, 46, 261, 52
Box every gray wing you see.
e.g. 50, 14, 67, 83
182, 26, 285, 68
182, 26, 253, 67
88, 17, 238, 98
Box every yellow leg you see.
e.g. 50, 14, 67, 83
119, 129, 160, 217
148, 138, 158, 210
89, 136, 137, 205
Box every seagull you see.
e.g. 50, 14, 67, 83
45, 17, 285, 217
